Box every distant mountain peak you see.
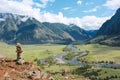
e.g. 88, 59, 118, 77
69, 24, 79, 27
20, 16, 29, 22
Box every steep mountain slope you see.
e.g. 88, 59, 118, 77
43, 22, 90, 41
91, 8, 120, 46
86, 30, 98, 38
0, 13, 90, 44
0, 13, 19, 41
0, 13, 56, 44
65, 24, 90, 40
42, 22, 75, 43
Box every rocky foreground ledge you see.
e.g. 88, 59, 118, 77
0, 57, 54, 80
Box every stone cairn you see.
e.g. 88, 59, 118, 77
16, 43, 24, 64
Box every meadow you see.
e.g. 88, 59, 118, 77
1, 42, 120, 63
0, 42, 120, 80
0, 42, 65, 61
77, 44, 120, 63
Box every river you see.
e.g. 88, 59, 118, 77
41, 45, 120, 68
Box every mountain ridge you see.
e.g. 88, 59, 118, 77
90, 8, 120, 46
0, 13, 91, 44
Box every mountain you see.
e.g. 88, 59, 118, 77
42, 23, 90, 41
0, 13, 90, 44
90, 8, 120, 46
64, 24, 90, 40
86, 30, 98, 38
0, 13, 55, 44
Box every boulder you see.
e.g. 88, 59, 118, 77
17, 59, 24, 65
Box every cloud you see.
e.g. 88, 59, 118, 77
40, 12, 83, 27
0, 0, 41, 19
37, 0, 55, 8
40, 12, 110, 30
81, 16, 110, 30
77, 0, 82, 5
103, 0, 120, 10
83, 6, 99, 13
62, 7, 76, 12
63, 7, 71, 10
83, 8, 97, 13
85, 2, 94, 5
0, 0, 110, 30
0, 0, 55, 19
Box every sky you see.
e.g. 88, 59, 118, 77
0, 0, 120, 30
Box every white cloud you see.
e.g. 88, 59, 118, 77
83, 6, 99, 13
40, 12, 83, 27
81, 16, 110, 30
63, 7, 76, 12
0, 0, 42, 20
0, 0, 110, 30
85, 2, 94, 5
40, 12, 110, 30
104, 0, 120, 10
22, 0, 34, 5
0, 0, 55, 20
63, 7, 71, 10
37, 0, 55, 8
83, 8, 97, 13
77, 0, 82, 5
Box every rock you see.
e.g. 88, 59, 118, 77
0, 58, 53, 79
49, 77, 55, 80
4, 72, 10, 79
17, 59, 24, 65
28, 70, 41, 79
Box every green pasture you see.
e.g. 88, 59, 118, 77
44, 65, 79, 73
0, 42, 65, 61
0, 42, 120, 63
77, 44, 120, 63
72, 65, 120, 80
97, 68, 120, 79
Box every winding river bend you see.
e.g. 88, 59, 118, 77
53, 51, 87, 66
53, 52, 120, 68
41, 45, 120, 68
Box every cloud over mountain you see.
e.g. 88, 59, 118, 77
0, 0, 111, 30
104, 0, 120, 10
